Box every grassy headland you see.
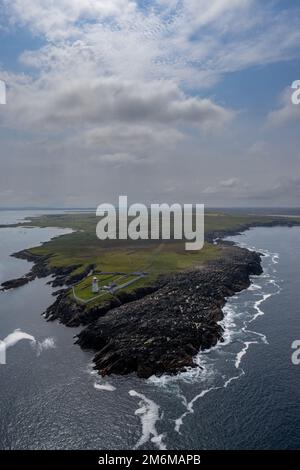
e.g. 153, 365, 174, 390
4, 210, 300, 306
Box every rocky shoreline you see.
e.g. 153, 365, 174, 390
205, 218, 298, 243
76, 245, 262, 378
0, 249, 95, 291
1, 217, 295, 293
2, 218, 297, 378
10, 243, 262, 378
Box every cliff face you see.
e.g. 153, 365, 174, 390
76, 245, 263, 378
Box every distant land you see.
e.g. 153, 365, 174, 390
1, 206, 300, 213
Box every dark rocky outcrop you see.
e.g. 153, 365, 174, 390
44, 283, 165, 327
44, 295, 122, 327
0, 251, 53, 290
1, 240, 263, 378
205, 218, 300, 243
1, 219, 283, 379
49, 263, 95, 288
76, 245, 262, 378
0, 249, 94, 291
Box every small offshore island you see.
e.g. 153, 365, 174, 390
1, 211, 300, 378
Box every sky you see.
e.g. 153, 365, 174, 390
0, 0, 300, 208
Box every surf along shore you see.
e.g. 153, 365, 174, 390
1, 211, 299, 378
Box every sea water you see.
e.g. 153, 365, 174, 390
0, 211, 300, 449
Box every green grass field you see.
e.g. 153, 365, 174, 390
17, 210, 300, 305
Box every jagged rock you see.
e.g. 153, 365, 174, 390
0, 250, 94, 291
75, 245, 262, 378
0, 228, 265, 379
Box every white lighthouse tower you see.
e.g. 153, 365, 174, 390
92, 276, 99, 294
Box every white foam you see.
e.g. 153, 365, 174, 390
2, 329, 58, 361
36, 337, 56, 355
175, 284, 272, 433
170, 243, 281, 435
129, 390, 166, 450
224, 370, 244, 388
174, 386, 220, 433
3, 329, 36, 349
244, 326, 268, 345
248, 283, 262, 291
220, 304, 238, 345
235, 341, 256, 369
84, 361, 117, 391
94, 382, 116, 392
86, 362, 98, 376
251, 293, 272, 322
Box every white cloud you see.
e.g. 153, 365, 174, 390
1, 1, 300, 206
9, 77, 233, 129
83, 124, 183, 152
183, 0, 251, 28
267, 87, 300, 127
4, 0, 300, 86
241, 177, 300, 201
202, 177, 240, 194
90, 152, 141, 166
4, 0, 137, 39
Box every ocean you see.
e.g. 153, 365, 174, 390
0, 210, 300, 450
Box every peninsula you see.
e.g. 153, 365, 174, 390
2, 211, 299, 378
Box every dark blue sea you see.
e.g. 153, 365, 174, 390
0, 210, 300, 449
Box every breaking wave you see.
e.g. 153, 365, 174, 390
149, 242, 282, 437
83, 234, 282, 450
86, 362, 117, 392
94, 382, 116, 392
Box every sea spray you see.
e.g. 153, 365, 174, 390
86, 362, 117, 392
36, 337, 56, 355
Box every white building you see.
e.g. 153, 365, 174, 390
92, 276, 99, 294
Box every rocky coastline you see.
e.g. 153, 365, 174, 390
76, 245, 262, 378
1, 217, 294, 292
2, 218, 297, 378
0, 249, 95, 291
